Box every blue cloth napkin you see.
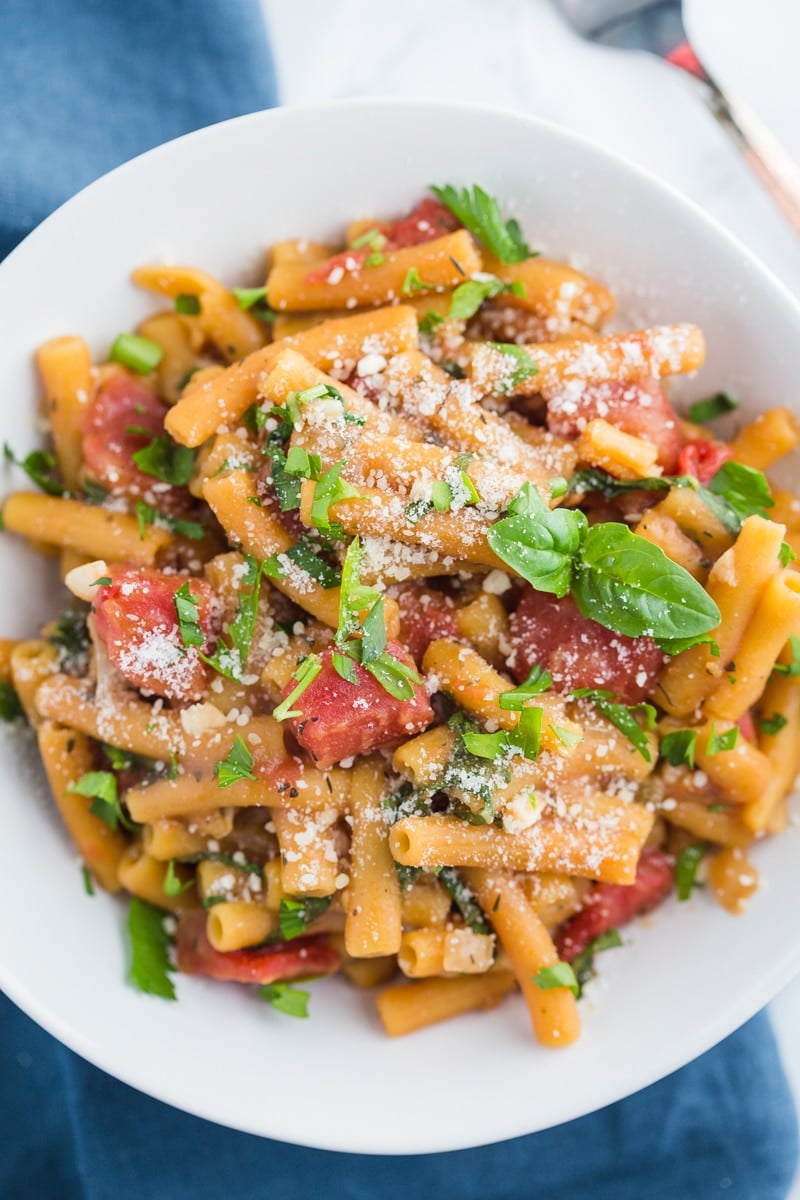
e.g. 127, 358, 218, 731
0, 3, 798, 1197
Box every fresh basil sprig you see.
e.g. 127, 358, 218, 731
487, 483, 720, 652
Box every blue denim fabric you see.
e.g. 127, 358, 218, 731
0, 3, 798, 1197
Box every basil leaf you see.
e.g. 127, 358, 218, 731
572, 523, 721, 643
68, 770, 136, 831
431, 184, 533, 264
487, 486, 587, 597
202, 554, 260, 680
707, 460, 774, 524
359, 595, 387, 664
448, 275, 507, 320
332, 651, 358, 684
461, 729, 509, 760
0, 680, 23, 722
127, 897, 176, 1000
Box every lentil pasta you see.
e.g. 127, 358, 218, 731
2, 185, 799, 1045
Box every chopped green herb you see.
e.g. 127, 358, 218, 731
572, 688, 656, 762
173, 582, 204, 648
278, 895, 332, 940
486, 342, 537, 393
499, 663, 553, 710
259, 981, 310, 1018
549, 476, 568, 499
68, 770, 135, 831
127, 896, 176, 1000
177, 850, 263, 876
214, 735, 257, 787
332, 651, 358, 684
773, 635, 800, 678
418, 310, 445, 335
707, 461, 774, 526
675, 844, 704, 901
175, 293, 201, 315
448, 275, 508, 321
461, 728, 509, 761
136, 500, 204, 541
110, 333, 164, 374
48, 610, 89, 673
431, 185, 533, 264
660, 729, 698, 768
572, 929, 622, 993
549, 724, 582, 748
91, 575, 112, 587
285, 446, 323, 480
3, 443, 65, 496
0, 680, 23, 722
706, 724, 739, 755
401, 267, 433, 295
436, 866, 491, 935
272, 654, 322, 722
232, 286, 268, 310
310, 460, 360, 537
779, 542, 797, 567
163, 860, 194, 896
81, 864, 95, 896
757, 712, 788, 736
201, 554, 261, 680
350, 227, 387, 251
687, 392, 738, 424
533, 962, 579, 996
132, 434, 195, 486
363, 652, 422, 701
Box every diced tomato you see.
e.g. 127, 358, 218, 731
82, 370, 186, 509
304, 247, 372, 286
92, 566, 219, 703
175, 910, 340, 984
303, 197, 461, 285
385, 197, 461, 248
736, 710, 756, 742
676, 437, 733, 485
395, 584, 459, 664
284, 643, 434, 768
546, 377, 683, 472
555, 848, 675, 962
507, 588, 663, 704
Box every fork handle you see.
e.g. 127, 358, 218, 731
702, 82, 800, 235
667, 41, 800, 236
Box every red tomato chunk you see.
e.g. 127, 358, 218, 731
93, 566, 219, 703
507, 588, 663, 705
385, 197, 460, 248
176, 910, 340, 984
556, 849, 675, 962
396, 584, 459, 664
546, 377, 683, 472
83, 370, 186, 508
676, 437, 733, 486
284, 644, 434, 769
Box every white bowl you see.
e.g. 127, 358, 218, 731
1, 99, 799, 1155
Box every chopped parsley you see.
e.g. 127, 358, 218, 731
127, 897, 176, 1000
232, 287, 276, 324
687, 391, 738, 424
401, 267, 434, 295
81, 864, 95, 896
132, 434, 195, 486
163, 860, 194, 896
173, 582, 204, 648
572, 688, 656, 762
675, 844, 704, 901
773, 635, 800, 678
431, 185, 533, 263
448, 275, 525, 321
309, 460, 361, 537
174, 293, 201, 315
201, 554, 261, 680
259, 982, 310, 1018
436, 866, 491, 935
498, 663, 553, 710
533, 961, 579, 996
571, 929, 622, 994
136, 500, 203, 541
263, 536, 340, 589
272, 654, 323, 722
660, 729, 698, 768
48, 610, 89, 673
3, 443, 65, 496
214, 735, 257, 787
277, 895, 332, 940
757, 712, 788, 736
68, 770, 135, 831
485, 342, 538, 393
706, 724, 738, 755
